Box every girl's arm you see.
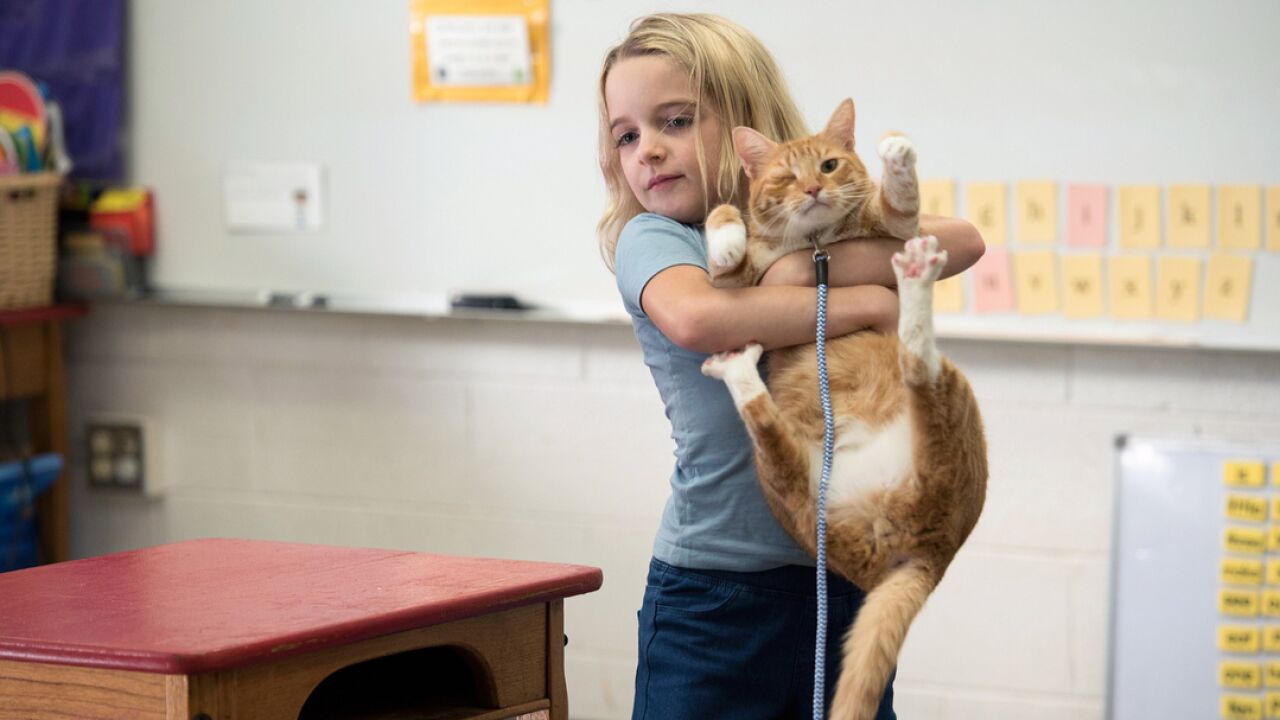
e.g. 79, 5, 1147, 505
759, 215, 985, 288
641, 265, 898, 354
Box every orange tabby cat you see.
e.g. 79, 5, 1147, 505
700, 99, 988, 720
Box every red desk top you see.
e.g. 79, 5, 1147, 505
0, 302, 88, 327
0, 538, 603, 674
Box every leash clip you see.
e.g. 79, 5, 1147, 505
812, 249, 829, 287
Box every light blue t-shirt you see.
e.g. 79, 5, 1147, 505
615, 212, 813, 572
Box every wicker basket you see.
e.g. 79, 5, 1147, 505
0, 172, 61, 310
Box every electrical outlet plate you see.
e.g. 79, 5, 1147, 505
84, 416, 161, 497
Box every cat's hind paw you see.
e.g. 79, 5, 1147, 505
892, 235, 947, 284
877, 133, 917, 172
706, 205, 747, 270
701, 343, 764, 381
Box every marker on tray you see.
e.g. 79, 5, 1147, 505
449, 293, 532, 311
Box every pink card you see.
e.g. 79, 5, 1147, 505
972, 247, 1014, 313
1067, 184, 1109, 247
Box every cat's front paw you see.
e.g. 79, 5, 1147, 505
701, 343, 764, 380
877, 133, 917, 172
892, 235, 947, 284
706, 205, 747, 270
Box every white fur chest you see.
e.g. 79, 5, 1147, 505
809, 411, 915, 508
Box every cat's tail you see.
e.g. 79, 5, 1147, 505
828, 560, 934, 720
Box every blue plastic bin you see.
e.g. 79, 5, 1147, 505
0, 453, 62, 572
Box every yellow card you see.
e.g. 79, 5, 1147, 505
1275, 462, 1280, 487
920, 179, 956, 217
1223, 695, 1263, 719
1013, 251, 1058, 314
1155, 256, 1201, 323
1167, 184, 1212, 248
1224, 558, 1265, 586
409, 0, 552, 104
1228, 494, 1269, 522
1061, 254, 1105, 319
1268, 660, 1280, 684
1222, 589, 1262, 616
1118, 185, 1161, 248
1222, 626, 1263, 653
1226, 527, 1268, 554
1268, 692, 1280, 717
1267, 629, 1280, 653
1015, 180, 1057, 244
1108, 255, 1152, 320
1225, 461, 1266, 487
1223, 662, 1263, 689
966, 182, 1007, 246
1219, 185, 1262, 250
1269, 533, 1280, 557
1205, 254, 1254, 323
1268, 186, 1280, 251
1266, 590, 1280, 617
933, 275, 964, 313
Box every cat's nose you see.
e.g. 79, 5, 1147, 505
805, 185, 821, 198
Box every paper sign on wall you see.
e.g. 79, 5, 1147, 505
1067, 184, 1108, 248
1013, 251, 1058, 314
933, 275, 965, 313
920, 179, 956, 217
1168, 184, 1212, 249
1061, 254, 1105, 319
410, 0, 550, 103
1204, 253, 1254, 323
1016, 181, 1057, 244
1155, 255, 1202, 323
1119, 185, 1161, 249
972, 247, 1014, 313
1109, 255, 1153, 320
966, 182, 1007, 247
1219, 185, 1262, 250
1268, 186, 1280, 252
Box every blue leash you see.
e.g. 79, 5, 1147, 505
812, 249, 834, 720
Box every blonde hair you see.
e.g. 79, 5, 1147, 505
596, 13, 809, 271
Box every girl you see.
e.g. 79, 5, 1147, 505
598, 13, 984, 719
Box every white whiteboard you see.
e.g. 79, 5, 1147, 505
128, 0, 1280, 349
1109, 436, 1280, 719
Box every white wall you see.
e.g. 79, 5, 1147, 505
65, 304, 1280, 718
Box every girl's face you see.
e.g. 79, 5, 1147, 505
605, 55, 723, 224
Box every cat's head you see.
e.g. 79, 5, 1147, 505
733, 98, 872, 235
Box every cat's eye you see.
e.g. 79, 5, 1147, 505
821, 159, 839, 173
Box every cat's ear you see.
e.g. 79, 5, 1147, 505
822, 99, 857, 151
731, 127, 776, 179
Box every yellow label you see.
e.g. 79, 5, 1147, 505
1014, 251, 1059, 314
1155, 255, 1202, 323
933, 275, 965, 313
1267, 186, 1280, 251
1224, 694, 1264, 719
1204, 254, 1255, 323
1263, 590, 1280, 617
1228, 494, 1269, 522
1061, 254, 1105, 319
1267, 692, 1280, 718
1223, 662, 1263, 689
1272, 498, 1280, 522
966, 182, 1008, 246
1226, 461, 1267, 488
1168, 184, 1212, 248
1219, 185, 1263, 250
1016, 180, 1057, 244
1225, 559, 1266, 586
1274, 462, 1280, 487
1267, 662, 1280, 686
1222, 626, 1263, 652
1222, 589, 1261, 616
920, 179, 956, 217
1227, 528, 1269, 555
1265, 627, 1280, 653
1268, 558, 1280, 583
1118, 185, 1161, 248
1109, 255, 1153, 320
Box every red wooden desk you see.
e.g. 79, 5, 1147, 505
0, 538, 603, 719
0, 302, 88, 564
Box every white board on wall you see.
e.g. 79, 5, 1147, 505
1109, 436, 1280, 719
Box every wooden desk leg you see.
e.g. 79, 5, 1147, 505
30, 322, 69, 563
548, 600, 567, 720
